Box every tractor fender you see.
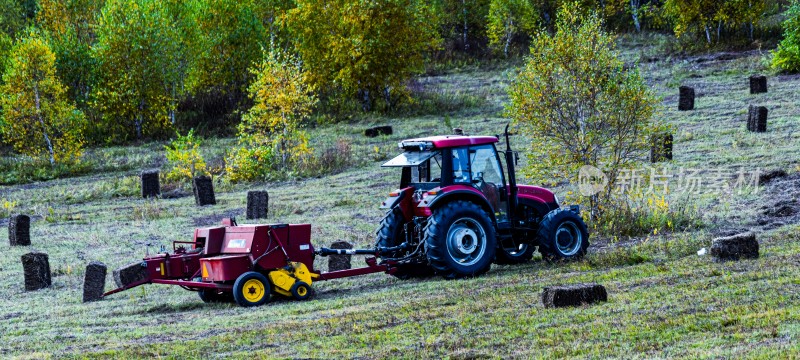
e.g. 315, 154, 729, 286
517, 194, 559, 217
421, 188, 497, 224
380, 187, 415, 222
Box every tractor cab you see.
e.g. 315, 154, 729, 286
381, 135, 510, 223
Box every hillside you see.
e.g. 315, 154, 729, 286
1, 36, 799, 358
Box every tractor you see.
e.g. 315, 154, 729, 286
376, 127, 589, 279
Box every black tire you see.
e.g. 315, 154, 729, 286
232, 271, 271, 307
537, 209, 589, 262
424, 200, 496, 279
376, 208, 434, 279
194, 277, 232, 303
290, 281, 313, 301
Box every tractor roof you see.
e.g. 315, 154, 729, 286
399, 135, 498, 150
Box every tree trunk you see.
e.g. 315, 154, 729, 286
462, 0, 469, 52
33, 83, 56, 166
704, 25, 712, 44
630, 0, 641, 32
749, 22, 754, 41
717, 20, 722, 42
504, 16, 512, 58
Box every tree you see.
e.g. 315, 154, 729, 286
92, 0, 185, 142
288, 0, 440, 111
0, 31, 85, 165
773, 1, 800, 72
37, 0, 104, 108
664, 0, 768, 44
507, 5, 659, 217
187, 0, 294, 112
435, 0, 491, 53
226, 51, 316, 182
487, 0, 538, 57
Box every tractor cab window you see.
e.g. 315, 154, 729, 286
470, 145, 503, 185
452, 148, 470, 184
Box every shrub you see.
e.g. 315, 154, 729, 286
507, 4, 661, 217
226, 51, 316, 182
164, 129, 208, 183
773, 1, 800, 72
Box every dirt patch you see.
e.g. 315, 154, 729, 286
720, 171, 800, 233
192, 209, 243, 227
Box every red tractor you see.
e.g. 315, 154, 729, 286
376, 127, 589, 279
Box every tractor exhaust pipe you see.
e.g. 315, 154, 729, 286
504, 124, 518, 224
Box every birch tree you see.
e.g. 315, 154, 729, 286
0, 32, 85, 165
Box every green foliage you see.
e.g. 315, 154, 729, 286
288, 0, 440, 111
226, 51, 316, 182
187, 0, 294, 101
507, 4, 660, 216
164, 129, 208, 183
773, 1, 800, 73
37, 0, 104, 109
434, 0, 491, 53
0, 0, 26, 37
487, 0, 538, 57
0, 30, 85, 166
663, 0, 768, 44
92, 0, 186, 142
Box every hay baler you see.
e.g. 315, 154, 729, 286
104, 218, 398, 307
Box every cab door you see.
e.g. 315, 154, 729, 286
468, 144, 508, 223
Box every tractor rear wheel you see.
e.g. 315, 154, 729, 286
424, 201, 496, 279
537, 209, 589, 262
233, 271, 271, 307
376, 208, 434, 279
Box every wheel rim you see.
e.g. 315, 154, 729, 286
296, 285, 307, 297
242, 279, 266, 303
446, 217, 487, 266
555, 221, 582, 256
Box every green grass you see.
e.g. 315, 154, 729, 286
1, 34, 800, 358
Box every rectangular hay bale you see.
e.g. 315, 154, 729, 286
542, 283, 607, 308
113, 261, 149, 288
83, 261, 108, 302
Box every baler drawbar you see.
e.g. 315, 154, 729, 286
104, 218, 401, 307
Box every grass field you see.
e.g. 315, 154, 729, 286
1, 35, 799, 359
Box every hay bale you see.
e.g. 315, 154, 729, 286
246, 190, 269, 219
328, 241, 353, 272
192, 176, 216, 206
21, 252, 51, 291
747, 105, 768, 133
453, 128, 464, 135
364, 125, 393, 138
749, 75, 767, 94
140, 170, 160, 198
113, 261, 148, 288
678, 86, 695, 111
83, 261, 107, 302
8, 214, 30, 246
710, 232, 759, 262
650, 133, 673, 163
542, 283, 607, 308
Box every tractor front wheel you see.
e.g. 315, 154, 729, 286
233, 271, 271, 307
537, 209, 589, 262
424, 201, 496, 279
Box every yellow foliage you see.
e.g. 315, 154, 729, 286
226, 51, 316, 182
164, 129, 208, 183
0, 30, 85, 166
